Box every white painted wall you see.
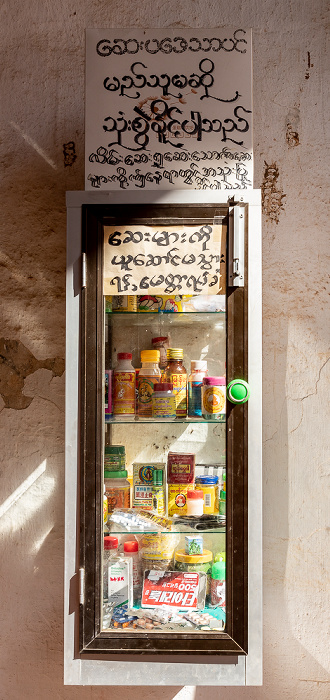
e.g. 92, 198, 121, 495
0, 1, 328, 698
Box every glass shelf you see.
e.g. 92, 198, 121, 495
105, 416, 226, 425
106, 311, 226, 328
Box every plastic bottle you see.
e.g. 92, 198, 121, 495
164, 348, 187, 417
152, 469, 166, 515
188, 360, 208, 417
104, 470, 131, 514
152, 382, 176, 420
210, 559, 226, 607
201, 376, 226, 421
113, 353, 136, 416
186, 489, 204, 516
103, 535, 118, 602
123, 540, 142, 603
137, 350, 161, 417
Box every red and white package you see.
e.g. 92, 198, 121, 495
141, 569, 206, 610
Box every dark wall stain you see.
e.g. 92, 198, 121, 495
0, 338, 65, 410
286, 123, 300, 147
305, 51, 313, 80
261, 162, 286, 224
63, 141, 77, 166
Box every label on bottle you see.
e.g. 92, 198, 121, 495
138, 375, 159, 416
170, 374, 187, 416
113, 372, 135, 414
188, 380, 203, 417
202, 386, 226, 417
152, 394, 176, 419
152, 487, 166, 515
105, 485, 130, 513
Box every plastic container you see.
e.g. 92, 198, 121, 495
188, 360, 208, 417
123, 540, 142, 603
164, 348, 187, 417
152, 382, 176, 420
137, 350, 161, 417
113, 353, 136, 416
210, 559, 226, 607
104, 470, 131, 514
201, 376, 226, 421
174, 549, 213, 575
195, 475, 219, 514
103, 535, 118, 602
104, 445, 125, 471
186, 489, 204, 516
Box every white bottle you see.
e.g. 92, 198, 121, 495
103, 535, 118, 602
113, 352, 136, 416
123, 540, 142, 603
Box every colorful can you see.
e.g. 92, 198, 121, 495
201, 376, 226, 421
132, 462, 165, 510
195, 475, 219, 514
167, 483, 190, 516
112, 296, 137, 312
104, 445, 125, 471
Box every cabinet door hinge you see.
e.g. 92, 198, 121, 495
82, 252, 87, 289
228, 206, 245, 287
79, 567, 85, 605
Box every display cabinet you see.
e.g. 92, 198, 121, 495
65, 190, 262, 685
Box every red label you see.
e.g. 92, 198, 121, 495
141, 570, 200, 609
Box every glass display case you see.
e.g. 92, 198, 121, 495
65, 190, 262, 685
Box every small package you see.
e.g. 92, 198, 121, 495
133, 462, 166, 510
167, 452, 195, 484
167, 483, 190, 516
107, 557, 133, 608
185, 535, 203, 555
141, 569, 206, 610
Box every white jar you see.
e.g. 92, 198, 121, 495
186, 489, 204, 516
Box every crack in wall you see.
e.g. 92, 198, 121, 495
0, 338, 65, 410
261, 161, 286, 224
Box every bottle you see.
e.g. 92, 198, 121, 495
123, 540, 142, 603
188, 360, 208, 417
113, 353, 136, 416
164, 348, 187, 417
104, 470, 131, 514
210, 559, 226, 607
194, 475, 219, 514
152, 382, 176, 420
186, 489, 204, 516
152, 469, 166, 515
103, 535, 118, 602
137, 350, 161, 417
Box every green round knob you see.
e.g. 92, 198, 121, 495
227, 379, 250, 404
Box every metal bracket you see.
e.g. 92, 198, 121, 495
79, 568, 85, 605
228, 206, 245, 287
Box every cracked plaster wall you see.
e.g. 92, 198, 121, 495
0, 1, 329, 699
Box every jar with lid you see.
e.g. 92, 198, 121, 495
113, 353, 136, 416
164, 348, 187, 417
195, 475, 219, 514
152, 382, 176, 420
201, 376, 226, 421
188, 360, 208, 417
186, 488, 204, 516
103, 535, 118, 602
174, 548, 213, 599
104, 470, 131, 514
151, 336, 170, 374
137, 350, 161, 417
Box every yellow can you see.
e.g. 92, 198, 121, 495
194, 476, 219, 514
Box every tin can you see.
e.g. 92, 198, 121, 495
201, 376, 226, 421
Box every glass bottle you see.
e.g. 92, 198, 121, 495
137, 350, 161, 417
164, 348, 187, 417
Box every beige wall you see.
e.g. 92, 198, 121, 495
0, 1, 329, 698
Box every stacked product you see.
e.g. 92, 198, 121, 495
104, 445, 131, 514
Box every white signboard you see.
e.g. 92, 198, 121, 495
86, 28, 253, 191
104, 222, 226, 295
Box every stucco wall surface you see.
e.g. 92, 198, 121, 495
0, 1, 329, 698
